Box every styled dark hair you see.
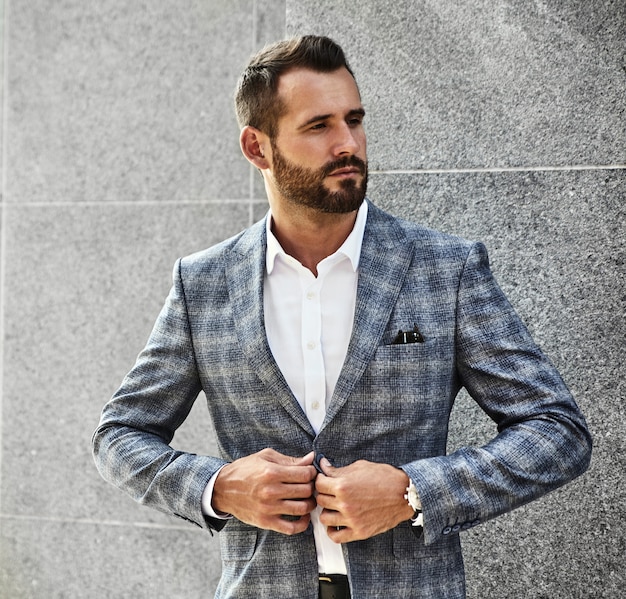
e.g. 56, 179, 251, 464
234, 35, 356, 136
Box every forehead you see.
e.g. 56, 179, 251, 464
275, 67, 362, 126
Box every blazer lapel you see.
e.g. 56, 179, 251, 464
324, 203, 414, 426
225, 218, 315, 436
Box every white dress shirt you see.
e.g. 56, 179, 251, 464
203, 201, 368, 575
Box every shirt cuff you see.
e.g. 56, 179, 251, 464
201, 465, 233, 520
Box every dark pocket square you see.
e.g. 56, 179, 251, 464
391, 324, 425, 345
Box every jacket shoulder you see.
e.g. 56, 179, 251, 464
177, 218, 266, 277
366, 201, 476, 256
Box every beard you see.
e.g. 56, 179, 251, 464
270, 141, 368, 214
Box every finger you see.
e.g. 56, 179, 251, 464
280, 497, 317, 516
315, 468, 341, 497
277, 450, 315, 467
264, 449, 316, 473
315, 489, 336, 509
314, 474, 334, 496
319, 507, 343, 528
260, 448, 312, 466
293, 451, 315, 466
258, 450, 317, 483
318, 457, 335, 475
280, 463, 317, 484
274, 513, 312, 536
326, 525, 350, 543
280, 514, 302, 523
279, 495, 317, 523
278, 481, 316, 500
314, 457, 340, 495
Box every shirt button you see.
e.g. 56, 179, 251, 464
306, 291, 316, 300
311, 401, 320, 410
307, 341, 316, 350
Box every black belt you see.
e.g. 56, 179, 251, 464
319, 574, 351, 599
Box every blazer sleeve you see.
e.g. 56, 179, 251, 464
92, 258, 228, 532
402, 242, 592, 545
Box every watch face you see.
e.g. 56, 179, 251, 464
407, 483, 421, 510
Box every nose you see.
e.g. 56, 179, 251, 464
332, 123, 363, 157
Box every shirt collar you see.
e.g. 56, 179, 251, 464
266, 200, 369, 275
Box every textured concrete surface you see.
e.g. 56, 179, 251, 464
286, 1, 624, 597
1, 1, 286, 598
1, 203, 247, 521
1, 1, 624, 598
288, 0, 625, 171
370, 169, 625, 597
1, 519, 222, 598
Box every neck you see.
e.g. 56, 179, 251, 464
269, 202, 359, 276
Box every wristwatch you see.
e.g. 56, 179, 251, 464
404, 481, 424, 529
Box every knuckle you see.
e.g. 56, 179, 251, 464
283, 520, 306, 536
258, 462, 278, 481
333, 479, 349, 496
256, 486, 276, 503
258, 448, 273, 459
293, 504, 308, 516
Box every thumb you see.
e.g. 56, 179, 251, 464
318, 456, 337, 476
292, 451, 315, 466
259, 448, 313, 466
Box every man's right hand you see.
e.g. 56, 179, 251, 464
212, 448, 317, 535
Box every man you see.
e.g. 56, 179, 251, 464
93, 36, 592, 599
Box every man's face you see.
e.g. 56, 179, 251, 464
267, 67, 368, 214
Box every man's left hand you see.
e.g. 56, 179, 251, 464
315, 458, 415, 542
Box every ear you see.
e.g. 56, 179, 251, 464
240, 126, 270, 169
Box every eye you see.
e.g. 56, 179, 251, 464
310, 122, 326, 130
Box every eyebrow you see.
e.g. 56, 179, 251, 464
299, 107, 366, 129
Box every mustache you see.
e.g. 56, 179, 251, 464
322, 156, 368, 177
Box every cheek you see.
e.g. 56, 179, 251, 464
301, 145, 329, 167
358, 132, 367, 155
286, 145, 326, 170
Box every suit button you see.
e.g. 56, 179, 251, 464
442, 527, 452, 535
452, 524, 461, 533
471, 519, 481, 527
461, 522, 472, 530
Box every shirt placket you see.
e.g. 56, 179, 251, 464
300, 274, 326, 434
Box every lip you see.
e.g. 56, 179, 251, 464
328, 167, 361, 177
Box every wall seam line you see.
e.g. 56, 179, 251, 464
1, 198, 261, 208
370, 164, 626, 175
0, 0, 11, 517
248, 0, 258, 226
0, 512, 196, 532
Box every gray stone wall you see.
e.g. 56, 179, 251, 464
0, 1, 623, 598
0, 1, 286, 597
287, 2, 624, 597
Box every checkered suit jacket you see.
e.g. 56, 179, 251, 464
93, 200, 591, 598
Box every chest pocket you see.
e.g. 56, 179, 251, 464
367, 336, 455, 400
